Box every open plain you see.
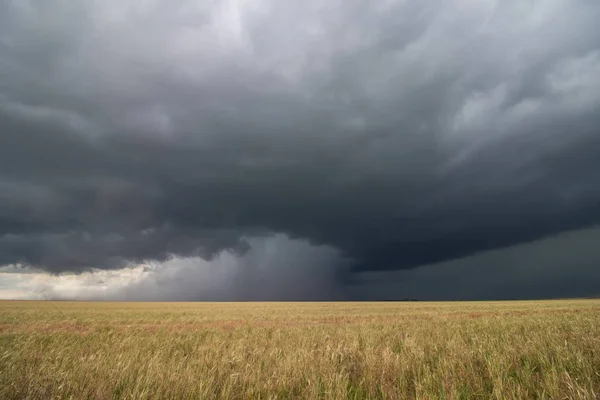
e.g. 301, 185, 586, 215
1, 300, 599, 399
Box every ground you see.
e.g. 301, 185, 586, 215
1, 299, 599, 399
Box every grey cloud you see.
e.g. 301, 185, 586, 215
352, 225, 600, 300
4, 235, 343, 301
0, 0, 599, 292
120, 235, 344, 301
3, 227, 599, 301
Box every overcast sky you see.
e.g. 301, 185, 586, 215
1, 0, 599, 300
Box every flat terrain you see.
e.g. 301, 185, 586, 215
1, 300, 599, 399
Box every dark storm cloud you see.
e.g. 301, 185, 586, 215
3, 227, 599, 301
351, 225, 600, 300
1, 235, 344, 301
1, 0, 600, 275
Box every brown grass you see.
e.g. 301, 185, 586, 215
1, 299, 599, 399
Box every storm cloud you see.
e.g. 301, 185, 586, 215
1, 1, 600, 298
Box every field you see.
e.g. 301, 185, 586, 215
1, 300, 599, 399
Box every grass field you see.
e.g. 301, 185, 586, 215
1, 300, 599, 399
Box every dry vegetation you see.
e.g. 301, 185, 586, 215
1, 300, 599, 399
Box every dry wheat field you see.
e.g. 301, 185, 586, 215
0, 300, 599, 399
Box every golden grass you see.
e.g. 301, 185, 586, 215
1, 299, 599, 399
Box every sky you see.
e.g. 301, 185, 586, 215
0, 0, 599, 301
